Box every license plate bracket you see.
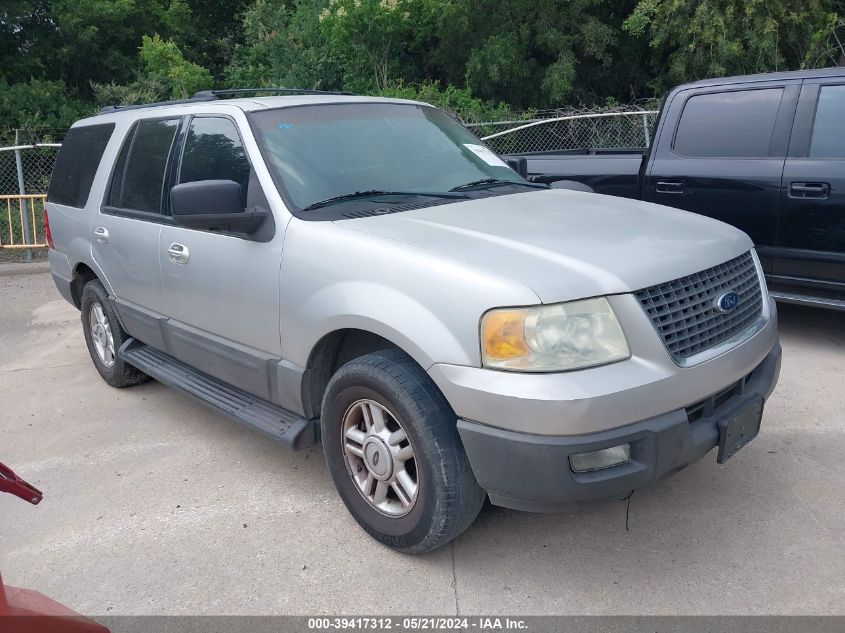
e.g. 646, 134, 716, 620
717, 398, 763, 464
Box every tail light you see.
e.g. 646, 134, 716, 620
44, 206, 54, 249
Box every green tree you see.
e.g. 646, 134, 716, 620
318, 0, 417, 91
0, 78, 91, 139
226, 0, 342, 90
624, 0, 841, 91
427, 0, 650, 108
0, 0, 53, 83
140, 34, 213, 98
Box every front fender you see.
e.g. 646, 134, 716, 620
295, 281, 471, 370
279, 220, 540, 369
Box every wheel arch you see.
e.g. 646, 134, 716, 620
70, 262, 101, 308
301, 327, 424, 419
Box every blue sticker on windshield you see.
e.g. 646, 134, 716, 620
277, 123, 294, 129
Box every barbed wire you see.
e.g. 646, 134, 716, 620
466, 108, 659, 154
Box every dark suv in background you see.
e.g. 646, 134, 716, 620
512, 68, 845, 311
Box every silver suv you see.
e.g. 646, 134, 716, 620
46, 90, 781, 553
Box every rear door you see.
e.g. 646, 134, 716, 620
775, 79, 845, 300
93, 117, 181, 349
644, 81, 801, 273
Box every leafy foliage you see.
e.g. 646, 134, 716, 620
0, 0, 842, 134
140, 34, 213, 99
0, 78, 90, 140
624, 0, 841, 92
376, 81, 517, 123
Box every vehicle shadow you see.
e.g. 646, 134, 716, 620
775, 302, 845, 349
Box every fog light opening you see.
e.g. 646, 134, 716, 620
569, 443, 631, 473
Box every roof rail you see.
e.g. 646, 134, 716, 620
99, 94, 217, 114
191, 88, 356, 99
98, 87, 356, 114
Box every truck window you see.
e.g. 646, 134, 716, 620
809, 85, 845, 158
47, 124, 115, 208
108, 118, 180, 213
674, 88, 784, 158
178, 117, 250, 207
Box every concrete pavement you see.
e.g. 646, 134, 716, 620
1, 272, 843, 615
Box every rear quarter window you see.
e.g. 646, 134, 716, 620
673, 88, 784, 158
47, 124, 115, 207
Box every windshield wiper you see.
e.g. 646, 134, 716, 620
301, 190, 467, 212
449, 178, 548, 191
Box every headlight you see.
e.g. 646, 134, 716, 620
481, 297, 630, 372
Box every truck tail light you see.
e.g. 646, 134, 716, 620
44, 206, 54, 249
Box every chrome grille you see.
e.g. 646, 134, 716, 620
635, 251, 763, 364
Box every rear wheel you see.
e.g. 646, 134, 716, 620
321, 349, 485, 554
80, 280, 148, 388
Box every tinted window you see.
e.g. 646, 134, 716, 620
110, 118, 179, 213
179, 117, 250, 206
674, 88, 784, 157
809, 85, 845, 158
48, 124, 115, 207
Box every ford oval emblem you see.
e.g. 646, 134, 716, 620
715, 291, 740, 313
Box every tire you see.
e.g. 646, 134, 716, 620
321, 349, 485, 554
80, 279, 149, 388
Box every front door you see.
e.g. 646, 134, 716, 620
643, 82, 801, 274
158, 115, 283, 402
775, 80, 845, 300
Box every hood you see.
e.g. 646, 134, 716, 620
335, 189, 754, 303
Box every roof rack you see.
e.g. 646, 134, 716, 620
193, 88, 356, 98
99, 87, 355, 114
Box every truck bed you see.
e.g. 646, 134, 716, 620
509, 150, 646, 199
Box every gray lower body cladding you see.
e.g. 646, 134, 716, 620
457, 344, 782, 512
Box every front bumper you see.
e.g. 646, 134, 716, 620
457, 343, 781, 512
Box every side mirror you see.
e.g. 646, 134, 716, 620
170, 180, 267, 232
505, 156, 528, 178
171, 179, 243, 217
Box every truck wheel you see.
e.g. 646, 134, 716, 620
321, 349, 485, 554
80, 280, 148, 388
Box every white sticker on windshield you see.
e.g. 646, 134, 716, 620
463, 143, 509, 168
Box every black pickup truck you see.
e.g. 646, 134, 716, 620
511, 68, 845, 311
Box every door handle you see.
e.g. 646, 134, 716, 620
93, 226, 109, 244
789, 182, 830, 199
167, 243, 190, 265
655, 180, 685, 194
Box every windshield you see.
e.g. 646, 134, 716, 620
249, 102, 525, 212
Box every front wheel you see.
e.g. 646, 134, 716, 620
321, 349, 485, 554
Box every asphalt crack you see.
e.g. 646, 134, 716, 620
450, 540, 460, 615
0, 362, 78, 373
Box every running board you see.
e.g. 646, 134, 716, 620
119, 339, 319, 450
769, 291, 845, 312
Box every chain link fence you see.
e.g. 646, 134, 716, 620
1, 141, 61, 260
465, 108, 659, 155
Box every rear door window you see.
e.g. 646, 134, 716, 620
674, 88, 784, 158
47, 124, 115, 207
108, 118, 180, 213
809, 85, 845, 158
178, 117, 251, 207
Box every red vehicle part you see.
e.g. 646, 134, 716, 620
0, 462, 109, 632
0, 462, 43, 505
